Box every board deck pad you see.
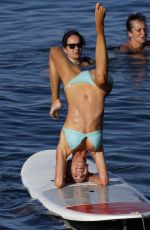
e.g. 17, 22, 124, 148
21, 150, 150, 221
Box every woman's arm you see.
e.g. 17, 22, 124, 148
89, 147, 109, 186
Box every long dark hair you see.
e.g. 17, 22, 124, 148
62, 29, 86, 47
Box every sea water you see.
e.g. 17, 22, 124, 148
1, 0, 150, 229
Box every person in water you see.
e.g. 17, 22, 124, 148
119, 12, 150, 51
49, 3, 112, 188
62, 29, 94, 67
49, 30, 95, 119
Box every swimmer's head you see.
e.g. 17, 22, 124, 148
62, 29, 85, 48
62, 30, 86, 65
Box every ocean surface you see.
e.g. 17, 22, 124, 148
1, 0, 150, 229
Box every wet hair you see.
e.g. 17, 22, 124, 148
126, 13, 146, 32
62, 29, 86, 47
66, 159, 73, 182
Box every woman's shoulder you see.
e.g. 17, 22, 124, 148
80, 57, 95, 67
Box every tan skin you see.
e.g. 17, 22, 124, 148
49, 3, 111, 188
63, 35, 91, 66
49, 35, 94, 119
120, 19, 149, 51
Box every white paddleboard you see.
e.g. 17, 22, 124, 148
21, 150, 150, 221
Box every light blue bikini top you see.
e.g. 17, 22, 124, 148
64, 70, 96, 90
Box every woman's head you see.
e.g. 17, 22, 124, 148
62, 30, 86, 64
66, 158, 88, 183
62, 29, 86, 48
71, 159, 88, 183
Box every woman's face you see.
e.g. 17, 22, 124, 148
63, 35, 82, 62
71, 160, 88, 183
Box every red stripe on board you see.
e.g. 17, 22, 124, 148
67, 202, 150, 215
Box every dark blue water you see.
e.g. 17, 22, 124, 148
1, 0, 150, 229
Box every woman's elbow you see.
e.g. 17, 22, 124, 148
100, 178, 109, 186
54, 178, 65, 188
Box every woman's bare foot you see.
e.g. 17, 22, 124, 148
95, 3, 106, 33
50, 99, 62, 119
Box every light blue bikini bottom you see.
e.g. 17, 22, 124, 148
63, 128, 103, 151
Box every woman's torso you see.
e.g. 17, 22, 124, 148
63, 70, 106, 132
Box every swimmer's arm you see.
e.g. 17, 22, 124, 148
80, 57, 95, 67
